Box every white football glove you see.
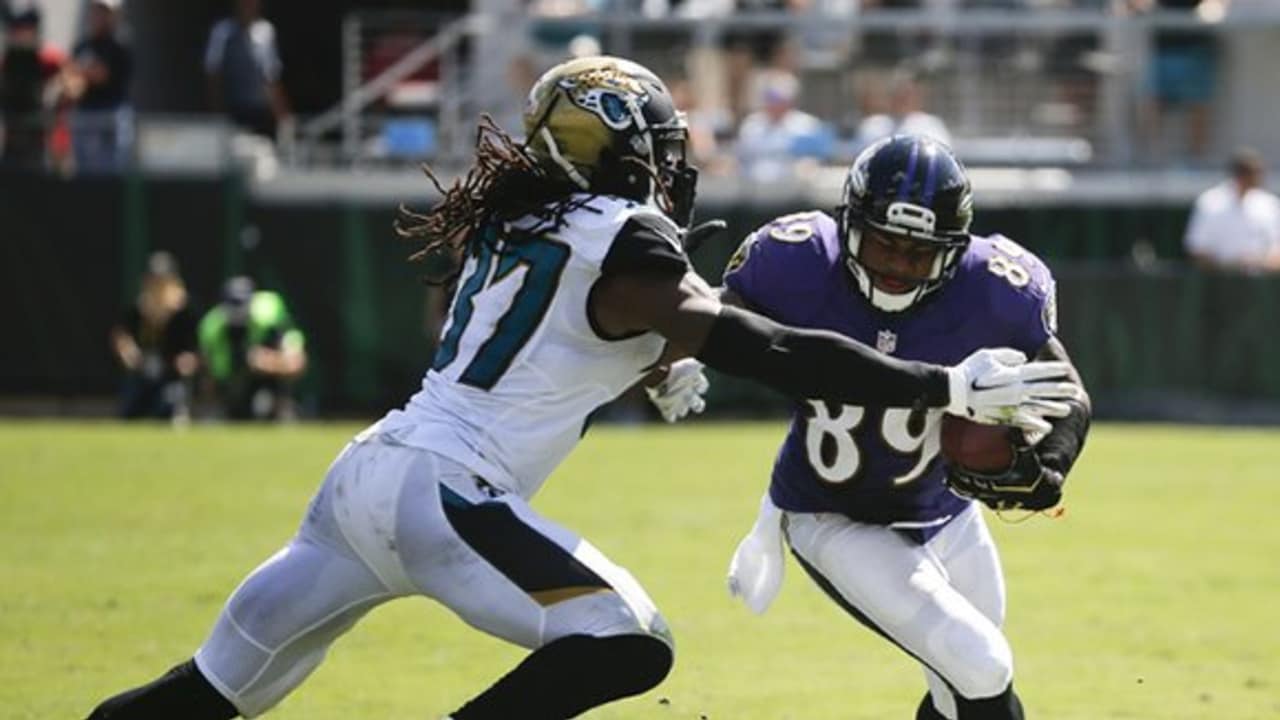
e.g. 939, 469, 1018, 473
946, 348, 1082, 436
645, 358, 709, 423
727, 492, 785, 615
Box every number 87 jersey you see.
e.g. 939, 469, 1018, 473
724, 211, 1058, 535
377, 196, 683, 500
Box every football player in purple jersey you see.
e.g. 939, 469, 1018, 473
711, 135, 1091, 720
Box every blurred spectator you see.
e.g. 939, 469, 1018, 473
199, 276, 307, 421
722, 9, 797, 125
204, 0, 290, 140
674, 0, 735, 16
492, 53, 539, 141
110, 252, 199, 422
855, 70, 952, 150
1184, 148, 1280, 274
669, 76, 725, 173
1133, 0, 1220, 164
734, 70, 830, 183
858, 0, 937, 71
565, 33, 602, 59
0, 2, 67, 171
60, 0, 132, 174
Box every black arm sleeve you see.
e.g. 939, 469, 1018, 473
696, 305, 951, 409
1033, 339, 1091, 477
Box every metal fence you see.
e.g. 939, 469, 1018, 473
5, 8, 1277, 177
272, 6, 1280, 172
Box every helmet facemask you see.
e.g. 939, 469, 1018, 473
839, 135, 973, 313
842, 207, 967, 312
597, 88, 697, 228
651, 123, 698, 228
522, 57, 699, 228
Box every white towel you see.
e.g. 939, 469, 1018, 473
726, 492, 786, 615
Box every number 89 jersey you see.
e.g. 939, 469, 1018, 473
724, 211, 1058, 532
377, 196, 684, 499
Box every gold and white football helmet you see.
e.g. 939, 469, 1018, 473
522, 56, 698, 227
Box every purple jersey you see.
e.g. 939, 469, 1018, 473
724, 210, 1057, 532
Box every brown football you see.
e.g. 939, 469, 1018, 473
940, 416, 1015, 473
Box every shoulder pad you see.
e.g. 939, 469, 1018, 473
602, 210, 688, 278
965, 235, 1053, 298
549, 195, 681, 270
963, 234, 1058, 348
723, 210, 838, 318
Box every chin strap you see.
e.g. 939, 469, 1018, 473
845, 255, 922, 313
539, 128, 590, 190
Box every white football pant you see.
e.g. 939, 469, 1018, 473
784, 503, 1009, 720
194, 435, 669, 718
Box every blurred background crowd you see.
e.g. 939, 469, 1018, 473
5, 0, 1277, 174
2, 0, 1279, 423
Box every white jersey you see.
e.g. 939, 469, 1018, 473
376, 195, 683, 499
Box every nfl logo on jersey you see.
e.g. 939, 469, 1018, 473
876, 330, 897, 354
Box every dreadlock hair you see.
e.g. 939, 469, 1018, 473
395, 115, 590, 285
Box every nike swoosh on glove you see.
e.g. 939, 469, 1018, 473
946, 347, 1080, 435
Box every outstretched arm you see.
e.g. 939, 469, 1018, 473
593, 268, 1056, 413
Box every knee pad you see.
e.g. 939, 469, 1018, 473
542, 588, 674, 651
932, 621, 1013, 700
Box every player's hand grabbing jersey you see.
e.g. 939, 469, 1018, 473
724, 211, 1058, 530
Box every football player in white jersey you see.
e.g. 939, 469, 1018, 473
85, 57, 1078, 720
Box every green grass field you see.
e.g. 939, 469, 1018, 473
2, 421, 1278, 719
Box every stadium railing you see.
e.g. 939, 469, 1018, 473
276, 7, 1280, 172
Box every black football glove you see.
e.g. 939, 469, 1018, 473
945, 443, 1064, 512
